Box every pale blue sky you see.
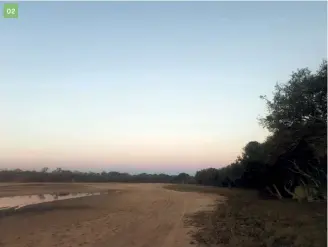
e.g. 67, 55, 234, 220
0, 2, 326, 174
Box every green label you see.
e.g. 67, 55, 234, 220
3, 3, 18, 18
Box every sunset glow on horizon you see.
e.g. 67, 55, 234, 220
1, 2, 326, 174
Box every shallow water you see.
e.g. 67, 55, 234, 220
0, 192, 102, 210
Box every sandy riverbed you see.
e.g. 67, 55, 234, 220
0, 183, 221, 247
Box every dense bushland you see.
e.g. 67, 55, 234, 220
195, 61, 327, 200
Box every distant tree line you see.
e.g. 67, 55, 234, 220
195, 61, 327, 200
0, 167, 195, 184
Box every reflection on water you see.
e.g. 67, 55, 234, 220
0, 192, 102, 210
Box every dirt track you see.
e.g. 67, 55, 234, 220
0, 183, 219, 247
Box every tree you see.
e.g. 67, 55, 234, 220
258, 60, 327, 198
193, 60, 327, 200
259, 60, 327, 156
260, 60, 327, 132
172, 173, 191, 184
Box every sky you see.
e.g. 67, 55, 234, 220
0, 1, 326, 174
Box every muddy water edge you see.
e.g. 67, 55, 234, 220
0, 191, 108, 218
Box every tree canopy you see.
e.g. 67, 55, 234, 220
195, 60, 327, 200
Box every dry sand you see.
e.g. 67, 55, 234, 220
0, 183, 220, 247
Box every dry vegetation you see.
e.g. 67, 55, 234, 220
165, 184, 327, 247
